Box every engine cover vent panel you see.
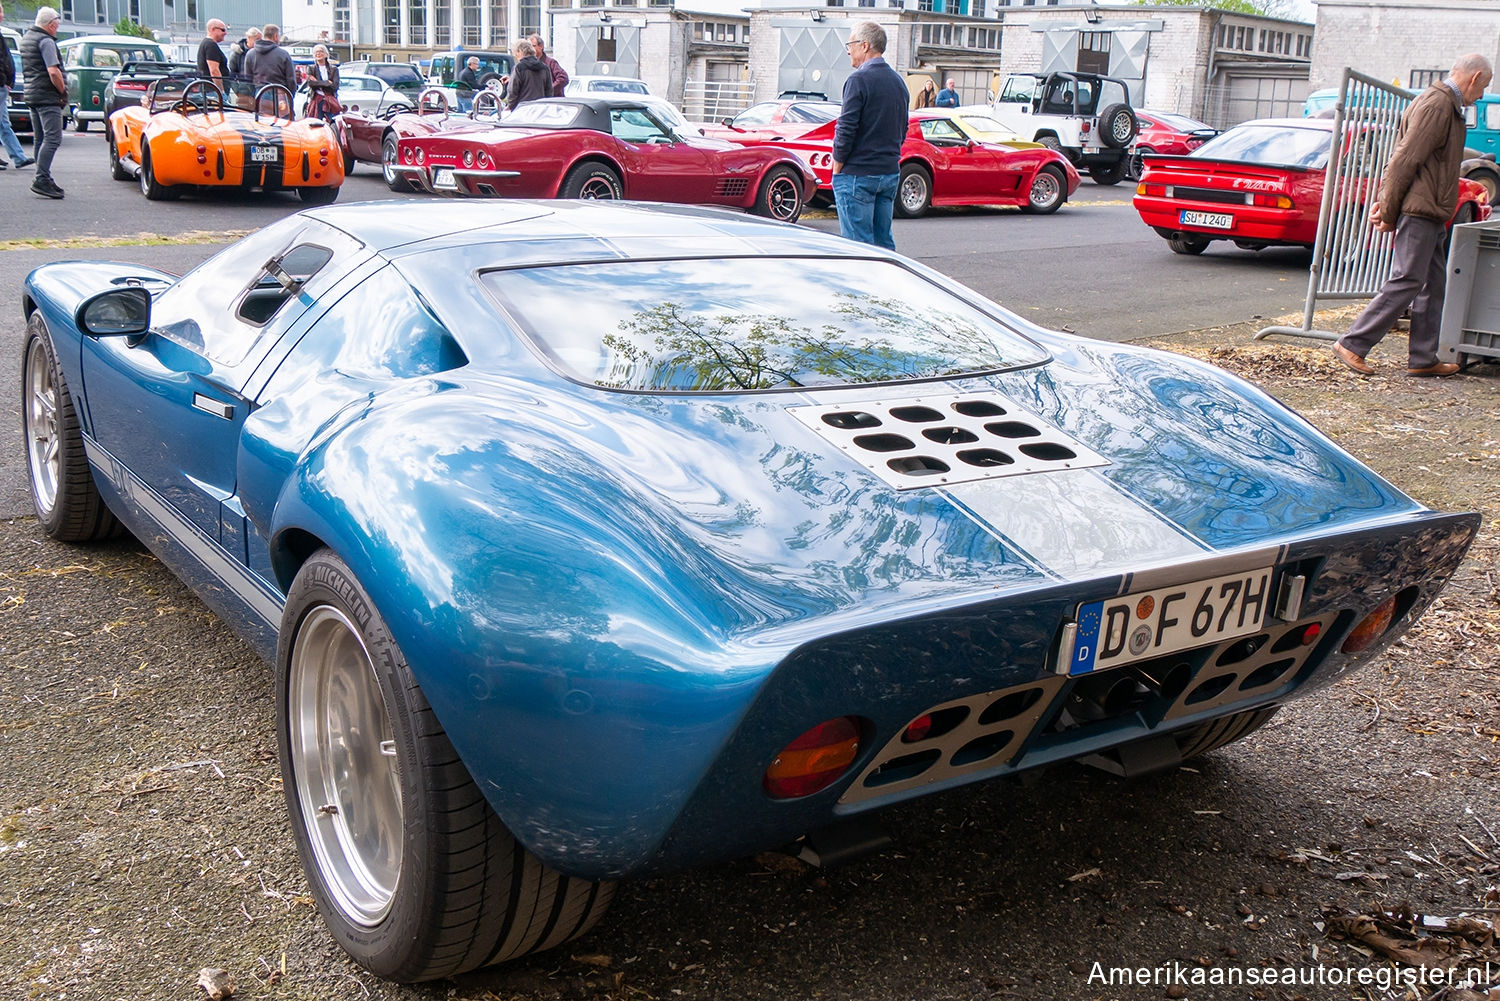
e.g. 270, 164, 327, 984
789, 391, 1109, 489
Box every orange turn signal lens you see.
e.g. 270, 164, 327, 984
763, 716, 861, 799
1341, 597, 1396, 653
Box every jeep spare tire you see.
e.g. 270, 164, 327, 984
1100, 104, 1137, 149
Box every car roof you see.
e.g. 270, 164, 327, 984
59, 35, 164, 47
303, 199, 866, 261
1231, 117, 1333, 131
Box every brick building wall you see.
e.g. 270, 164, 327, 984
1311, 0, 1500, 92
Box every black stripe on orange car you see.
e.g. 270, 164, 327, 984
234, 127, 286, 188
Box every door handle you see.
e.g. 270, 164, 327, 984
192, 394, 234, 420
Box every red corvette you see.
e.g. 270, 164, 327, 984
716, 108, 1080, 218
1125, 109, 1217, 181
1134, 117, 1491, 255
391, 95, 818, 222
698, 98, 840, 142
337, 87, 503, 186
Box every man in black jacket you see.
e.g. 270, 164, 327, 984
831, 21, 907, 249
505, 40, 550, 111
20, 5, 67, 197
228, 27, 260, 77
244, 24, 296, 95
0, 0, 36, 169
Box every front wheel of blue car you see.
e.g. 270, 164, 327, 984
277, 550, 614, 982
21, 312, 122, 542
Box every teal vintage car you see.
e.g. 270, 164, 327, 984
58, 33, 165, 131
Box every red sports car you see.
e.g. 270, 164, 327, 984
715, 108, 1080, 218
1125, 109, 1217, 180
392, 96, 818, 222
337, 87, 504, 186
1133, 117, 1491, 255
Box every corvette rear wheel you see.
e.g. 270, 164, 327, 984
298, 184, 340, 205
108, 133, 131, 182
1021, 165, 1066, 215
139, 148, 179, 201
895, 162, 932, 218
381, 132, 411, 192
278, 550, 613, 982
561, 162, 623, 200
753, 165, 805, 223
21, 312, 121, 542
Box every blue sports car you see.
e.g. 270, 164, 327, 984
20, 200, 1478, 981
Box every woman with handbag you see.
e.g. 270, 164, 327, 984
306, 44, 341, 122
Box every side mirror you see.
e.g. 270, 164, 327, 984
77, 286, 151, 338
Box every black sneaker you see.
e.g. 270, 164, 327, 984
14, 156, 35, 167
0, 160, 9, 170
32, 178, 63, 199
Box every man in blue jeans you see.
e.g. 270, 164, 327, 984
831, 21, 907, 249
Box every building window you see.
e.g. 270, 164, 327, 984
1410, 69, 1444, 88
520, 0, 539, 37
488, 0, 505, 46
434, 0, 450, 46
408, 0, 425, 44
93, 0, 104, 21
383, 0, 400, 43
462, 0, 481, 45
597, 26, 616, 61
334, 0, 350, 39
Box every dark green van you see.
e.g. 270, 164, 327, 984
58, 34, 165, 131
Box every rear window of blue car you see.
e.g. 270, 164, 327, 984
482, 257, 1047, 392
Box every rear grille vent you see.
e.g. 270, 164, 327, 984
716, 177, 750, 198
788, 391, 1109, 489
1169, 186, 1247, 205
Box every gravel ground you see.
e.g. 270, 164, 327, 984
3, 314, 1498, 1001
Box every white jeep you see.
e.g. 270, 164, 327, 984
989, 71, 1138, 185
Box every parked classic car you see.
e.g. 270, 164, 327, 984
293, 72, 413, 120
22, 198, 1477, 981
697, 97, 841, 140
100, 59, 198, 120
1125, 109, 1218, 181
1133, 117, 1491, 255
106, 79, 343, 203
58, 33, 166, 131
716, 108, 1080, 217
6, 45, 29, 137
391, 95, 817, 221
337, 85, 502, 183
564, 74, 651, 96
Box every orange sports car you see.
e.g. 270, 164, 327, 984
107, 79, 343, 203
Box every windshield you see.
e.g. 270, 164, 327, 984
1191, 124, 1332, 168
587, 78, 648, 94
954, 114, 1023, 140
482, 257, 1046, 392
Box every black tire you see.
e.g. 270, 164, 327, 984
21, 311, 122, 542
298, 184, 340, 205
1036, 134, 1063, 155
1175, 706, 1280, 760
1087, 160, 1126, 186
341, 142, 355, 176
1464, 165, 1499, 203
139, 147, 178, 201
1020, 165, 1066, 215
108, 132, 131, 182
382, 132, 412, 192
1098, 103, 1137, 149
753, 164, 805, 222
1168, 233, 1209, 256
560, 161, 623, 200
1125, 146, 1151, 182
276, 549, 614, 982
73, 114, 89, 133
895, 161, 932, 218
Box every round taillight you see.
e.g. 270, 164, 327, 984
403, 146, 413, 163
763, 717, 861, 799
415, 148, 425, 165
477, 152, 490, 168
463, 149, 473, 167
1342, 597, 1396, 653
195, 144, 206, 154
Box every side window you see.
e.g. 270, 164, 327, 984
611, 107, 670, 142
1485, 103, 1500, 131
921, 119, 964, 143
92, 48, 121, 68
64, 45, 83, 68
288, 266, 466, 381
149, 226, 342, 367
734, 103, 775, 126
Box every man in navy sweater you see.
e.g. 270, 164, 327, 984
832, 21, 908, 249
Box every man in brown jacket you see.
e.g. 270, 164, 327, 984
1334, 52, 1492, 378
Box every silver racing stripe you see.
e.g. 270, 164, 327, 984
944, 466, 1207, 581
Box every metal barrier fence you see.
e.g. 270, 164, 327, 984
1257, 69, 1413, 341
682, 80, 754, 124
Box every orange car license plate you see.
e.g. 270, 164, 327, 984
250, 145, 277, 163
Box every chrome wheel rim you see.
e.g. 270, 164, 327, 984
289, 605, 403, 928
382, 138, 397, 184
1030, 172, 1060, 208
24, 336, 60, 517
578, 175, 618, 199
899, 173, 928, 214
766, 174, 801, 221
1112, 115, 1133, 144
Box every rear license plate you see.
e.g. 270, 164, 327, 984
250, 145, 277, 163
433, 167, 457, 190
1069, 567, 1273, 675
1181, 209, 1234, 229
